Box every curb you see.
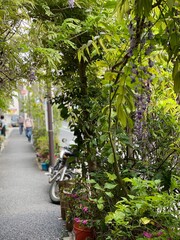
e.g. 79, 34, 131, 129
63, 232, 75, 240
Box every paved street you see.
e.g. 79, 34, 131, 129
0, 128, 66, 240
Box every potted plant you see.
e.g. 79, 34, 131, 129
65, 182, 103, 240
41, 159, 49, 171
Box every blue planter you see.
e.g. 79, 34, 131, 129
41, 163, 49, 171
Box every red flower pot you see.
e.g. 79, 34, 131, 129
73, 221, 95, 240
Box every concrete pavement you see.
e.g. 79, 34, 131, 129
0, 128, 67, 240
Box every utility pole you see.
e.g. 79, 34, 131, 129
47, 85, 55, 167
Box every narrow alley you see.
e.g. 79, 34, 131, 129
0, 128, 65, 240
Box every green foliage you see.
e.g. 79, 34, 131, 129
129, 99, 180, 185
33, 128, 47, 149
34, 47, 62, 70
105, 177, 180, 239
64, 179, 108, 236
36, 135, 49, 158
33, 125, 60, 161
1, 0, 180, 238
0, 0, 33, 89
22, 81, 61, 159
0, 93, 12, 111
173, 58, 180, 93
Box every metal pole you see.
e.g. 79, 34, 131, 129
47, 86, 55, 166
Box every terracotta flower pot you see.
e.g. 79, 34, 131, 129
73, 221, 95, 240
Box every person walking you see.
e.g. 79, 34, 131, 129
24, 116, 33, 142
0, 115, 6, 137
18, 115, 24, 135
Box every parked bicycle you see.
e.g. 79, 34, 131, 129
47, 138, 77, 204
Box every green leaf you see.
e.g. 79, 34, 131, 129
97, 197, 104, 210
117, 106, 127, 128
115, 0, 129, 20
135, 0, 152, 16
114, 210, 125, 221
96, 60, 108, 68
98, 197, 104, 203
78, 50, 82, 62
174, 73, 180, 93
106, 172, 117, 181
104, 71, 117, 82
86, 179, 96, 184
42, 4, 54, 17
128, 195, 135, 199
104, 1, 116, 8
172, 59, 180, 93
144, 0, 153, 16
170, 33, 178, 48
100, 134, 108, 142
140, 217, 151, 225
123, 177, 132, 183
105, 212, 114, 223
94, 183, 104, 191
97, 203, 104, 210
116, 88, 124, 105
105, 191, 114, 198
98, 38, 107, 51
167, 0, 175, 9
64, 40, 76, 49
104, 183, 117, 189
86, 46, 90, 55
108, 153, 114, 164
92, 41, 100, 54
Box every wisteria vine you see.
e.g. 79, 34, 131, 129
68, 0, 75, 8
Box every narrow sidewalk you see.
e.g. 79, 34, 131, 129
0, 128, 66, 240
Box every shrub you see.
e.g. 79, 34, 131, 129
33, 128, 47, 149
35, 136, 49, 159
104, 176, 180, 240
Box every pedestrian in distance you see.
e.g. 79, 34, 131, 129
24, 116, 33, 142
0, 115, 6, 137
18, 115, 24, 135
